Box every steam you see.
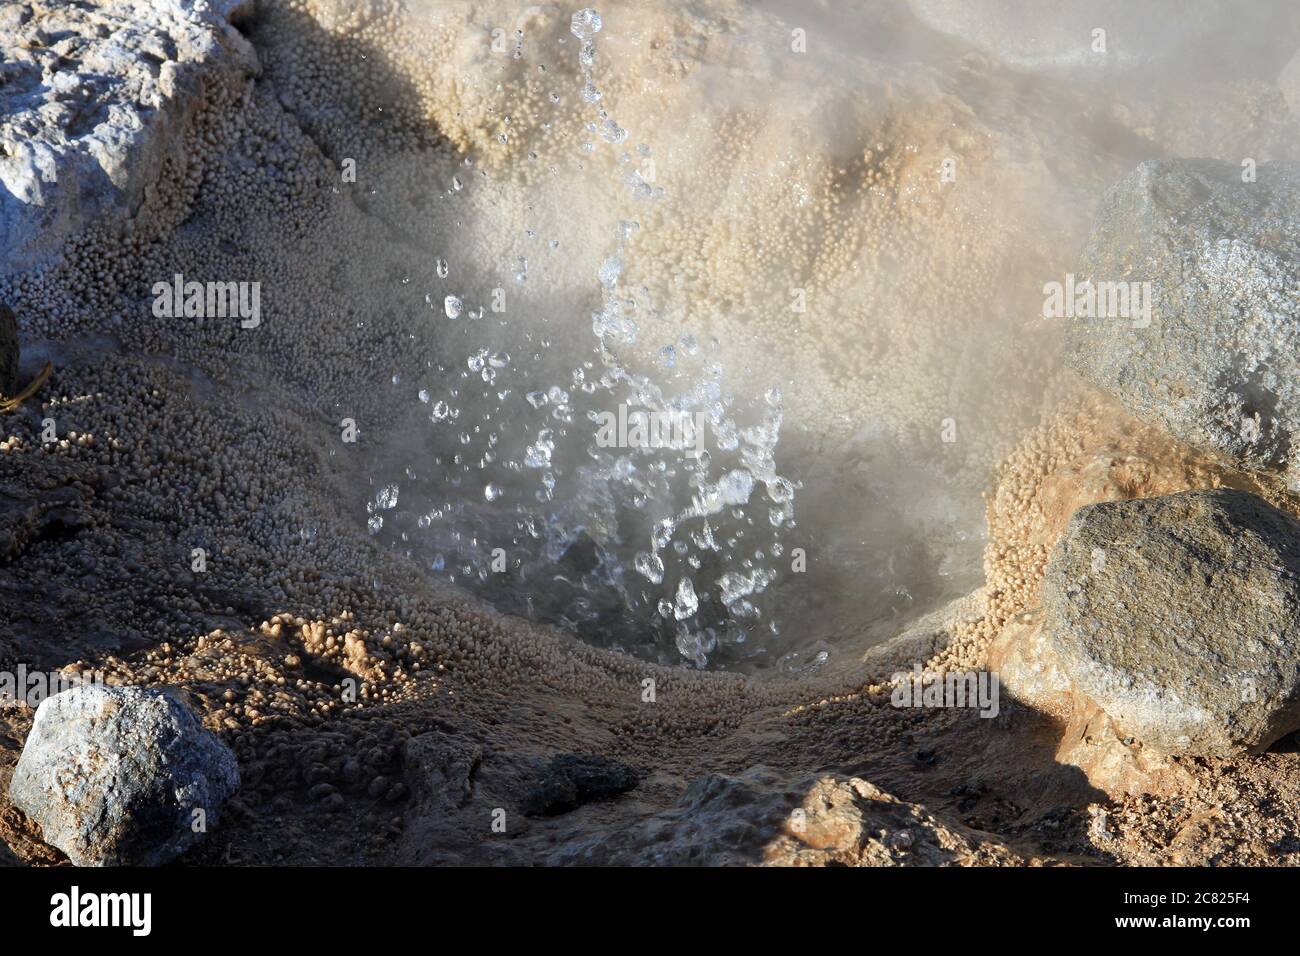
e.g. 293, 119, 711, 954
349, 0, 1300, 671
367, 6, 802, 668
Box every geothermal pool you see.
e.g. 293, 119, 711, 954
4, 0, 1300, 880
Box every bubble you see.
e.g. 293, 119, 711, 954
717, 470, 755, 506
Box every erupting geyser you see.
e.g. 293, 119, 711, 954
369, 8, 800, 667
5, 0, 1299, 878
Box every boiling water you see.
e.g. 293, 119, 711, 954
359, 0, 1296, 671
370, 10, 800, 668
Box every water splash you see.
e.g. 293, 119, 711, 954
371, 9, 799, 668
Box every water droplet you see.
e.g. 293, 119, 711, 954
571, 8, 602, 40
598, 255, 622, 287
674, 578, 699, 620
635, 551, 664, 584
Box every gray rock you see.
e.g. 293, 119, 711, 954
1042, 489, 1300, 758
0, 303, 16, 396
0, 0, 257, 277
1064, 159, 1300, 484
908, 0, 1242, 75
9, 684, 239, 865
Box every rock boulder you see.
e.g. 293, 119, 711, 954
0, 0, 257, 276
9, 684, 239, 866
1064, 160, 1300, 484
1042, 489, 1300, 758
